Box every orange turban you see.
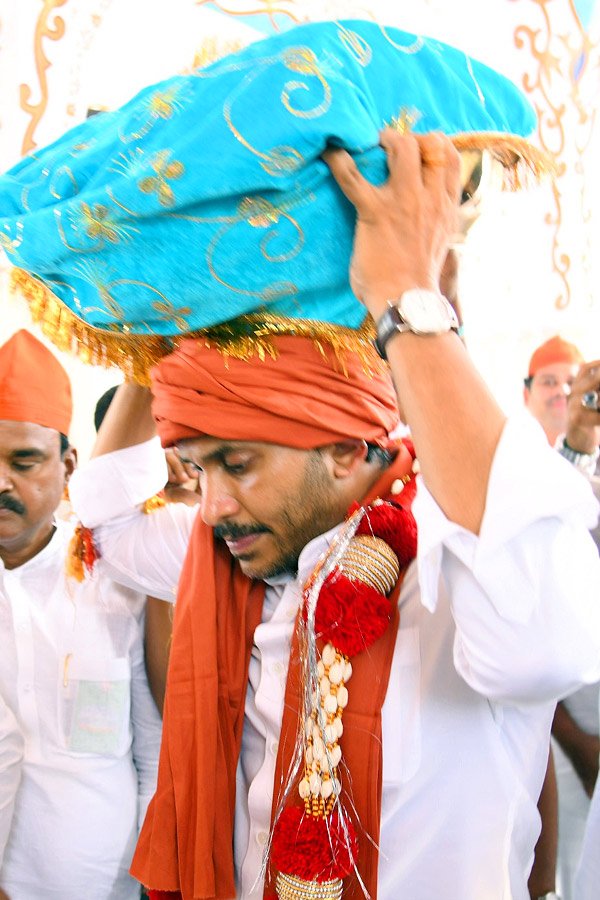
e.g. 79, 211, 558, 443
0, 329, 72, 435
151, 334, 399, 449
528, 335, 584, 377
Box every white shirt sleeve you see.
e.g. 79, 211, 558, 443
69, 438, 196, 603
414, 411, 600, 705
0, 696, 23, 868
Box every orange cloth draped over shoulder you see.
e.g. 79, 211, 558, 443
131, 334, 406, 899
0, 329, 72, 435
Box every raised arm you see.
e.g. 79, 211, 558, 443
91, 382, 157, 458
325, 131, 505, 534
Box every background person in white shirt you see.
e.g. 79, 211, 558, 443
0, 329, 163, 900
524, 337, 600, 900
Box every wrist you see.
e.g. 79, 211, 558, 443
556, 434, 599, 475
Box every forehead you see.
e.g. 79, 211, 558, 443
177, 435, 301, 464
532, 362, 580, 382
0, 420, 60, 454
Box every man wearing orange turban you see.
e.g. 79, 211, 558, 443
69, 133, 600, 900
0, 330, 163, 900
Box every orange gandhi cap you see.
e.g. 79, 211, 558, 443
528, 335, 584, 378
0, 329, 72, 435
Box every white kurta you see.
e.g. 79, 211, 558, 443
0, 694, 23, 868
0, 519, 163, 900
69, 412, 600, 900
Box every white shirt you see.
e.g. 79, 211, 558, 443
0, 694, 23, 869
69, 412, 600, 900
0, 519, 163, 900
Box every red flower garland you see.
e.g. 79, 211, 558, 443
315, 572, 392, 657
271, 807, 358, 882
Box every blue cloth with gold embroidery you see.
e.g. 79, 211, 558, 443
0, 19, 536, 334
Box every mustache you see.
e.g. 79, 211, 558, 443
213, 522, 270, 541
0, 494, 26, 515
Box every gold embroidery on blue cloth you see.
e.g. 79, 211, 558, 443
390, 109, 421, 134
49, 166, 78, 199
222, 45, 333, 175
336, 23, 372, 67
137, 151, 185, 207
151, 298, 192, 331
0, 224, 24, 254
280, 47, 332, 119
120, 84, 190, 143
109, 148, 147, 179
55, 205, 138, 252
378, 26, 424, 55
465, 55, 486, 108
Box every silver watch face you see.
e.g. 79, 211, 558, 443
397, 289, 456, 334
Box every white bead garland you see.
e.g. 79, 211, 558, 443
301, 640, 351, 817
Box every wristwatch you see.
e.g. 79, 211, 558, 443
374, 289, 459, 360
555, 434, 599, 477
534, 893, 562, 900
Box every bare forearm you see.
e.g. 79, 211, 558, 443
91, 382, 156, 458
552, 702, 600, 797
385, 329, 506, 534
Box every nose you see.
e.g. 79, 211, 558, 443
0, 465, 14, 492
199, 475, 241, 527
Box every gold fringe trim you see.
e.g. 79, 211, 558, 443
450, 132, 556, 190
10, 267, 381, 381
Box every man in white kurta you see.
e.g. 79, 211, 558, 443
0, 330, 163, 900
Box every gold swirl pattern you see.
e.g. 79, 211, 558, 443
378, 24, 424, 55
280, 47, 332, 118
205, 193, 306, 297
511, 0, 599, 309
223, 45, 333, 175
194, 0, 301, 33
336, 23, 372, 67
19, 0, 68, 155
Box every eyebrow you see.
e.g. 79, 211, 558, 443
178, 444, 252, 467
12, 448, 47, 459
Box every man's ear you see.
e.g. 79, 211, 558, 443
523, 386, 530, 406
63, 446, 78, 480
323, 440, 369, 479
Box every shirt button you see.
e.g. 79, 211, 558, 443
285, 605, 297, 619
22, 684, 33, 693
272, 662, 285, 676
271, 741, 279, 756
257, 831, 268, 846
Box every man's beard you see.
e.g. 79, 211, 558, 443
216, 451, 342, 581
